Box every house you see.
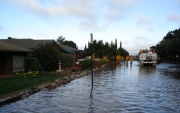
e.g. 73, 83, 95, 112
0, 41, 32, 76
0, 38, 84, 76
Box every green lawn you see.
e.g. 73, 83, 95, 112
0, 73, 66, 96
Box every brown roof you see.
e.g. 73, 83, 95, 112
0, 39, 55, 49
0, 41, 32, 52
0, 39, 84, 53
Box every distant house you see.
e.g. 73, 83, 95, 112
0, 41, 32, 76
0, 38, 84, 76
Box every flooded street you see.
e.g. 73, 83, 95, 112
1, 61, 180, 113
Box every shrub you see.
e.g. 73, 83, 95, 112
80, 59, 91, 70
100, 59, 108, 65
33, 43, 60, 71
80, 59, 97, 70
59, 53, 74, 68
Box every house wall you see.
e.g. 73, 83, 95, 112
0, 54, 6, 75
0, 52, 28, 76
0, 53, 13, 76
71, 60, 82, 71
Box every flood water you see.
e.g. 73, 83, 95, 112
0, 61, 180, 113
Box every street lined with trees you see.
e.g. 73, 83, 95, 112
155, 28, 180, 61
83, 39, 129, 61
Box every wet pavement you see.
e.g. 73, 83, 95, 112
0, 61, 180, 113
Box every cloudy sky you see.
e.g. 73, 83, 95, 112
0, 0, 180, 55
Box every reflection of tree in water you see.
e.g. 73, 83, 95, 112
126, 63, 128, 69
139, 66, 156, 75
115, 62, 121, 68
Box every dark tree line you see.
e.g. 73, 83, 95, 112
83, 40, 129, 61
155, 28, 180, 61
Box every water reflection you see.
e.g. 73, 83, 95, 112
89, 87, 94, 112
139, 66, 156, 75
126, 62, 128, 69
115, 62, 121, 68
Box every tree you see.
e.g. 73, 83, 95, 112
57, 35, 65, 44
63, 40, 78, 49
120, 41, 122, 49
84, 44, 87, 50
57, 36, 78, 49
7, 37, 16, 39
82, 39, 129, 61
118, 48, 129, 59
155, 28, 180, 61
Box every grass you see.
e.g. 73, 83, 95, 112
0, 73, 66, 96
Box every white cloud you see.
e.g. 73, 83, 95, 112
175, 0, 180, 7
108, 0, 138, 10
13, 0, 95, 19
0, 25, 4, 32
168, 13, 180, 23
125, 36, 154, 55
78, 21, 107, 31
104, 0, 140, 21
136, 37, 152, 42
11, 0, 141, 33
136, 15, 154, 32
137, 15, 150, 25
13, 0, 140, 24
133, 37, 154, 50
13, 0, 45, 15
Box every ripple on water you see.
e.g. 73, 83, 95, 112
0, 61, 180, 113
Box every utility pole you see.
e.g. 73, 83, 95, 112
90, 33, 93, 88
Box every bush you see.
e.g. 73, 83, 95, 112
59, 53, 74, 68
80, 59, 91, 70
100, 59, 108, 65
33, 43, 60, 71
80, 59, 97, 70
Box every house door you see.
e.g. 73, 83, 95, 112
0, 55, 7, 75
13, 55, 25, 72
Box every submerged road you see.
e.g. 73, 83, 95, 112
1, 61, 180, 113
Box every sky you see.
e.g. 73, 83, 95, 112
0, 0, 180, 55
